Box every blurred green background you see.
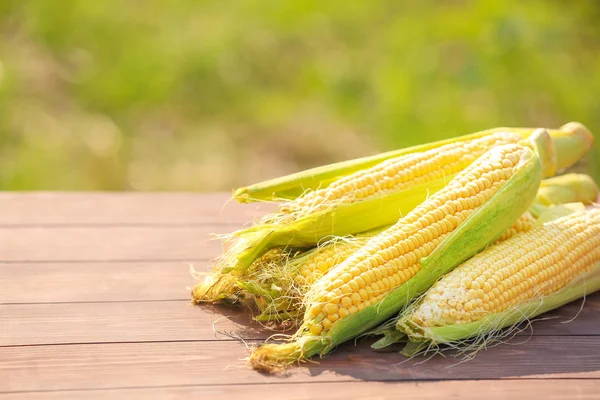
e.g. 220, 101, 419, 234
0, 1, 598, 191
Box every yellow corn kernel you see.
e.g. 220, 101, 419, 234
292, 238, 371, 288
494, 211, 537, 243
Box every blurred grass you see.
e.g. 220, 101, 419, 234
0, 0, 598, 191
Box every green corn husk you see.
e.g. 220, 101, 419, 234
385, 208, 600, 357
227, 174, 449, 269
248, 131, 552, 373
240, 174, 599, 324
233, 122, 593, 203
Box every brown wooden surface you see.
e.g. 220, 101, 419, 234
1, 193, 598, 399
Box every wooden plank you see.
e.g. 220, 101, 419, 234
2, 260, 597, 336
1, 338, 599, 392
1, 295, 598, 346
527, 293, 600, 335
0, 301, 274, 346
1, 379, 597, 399
3, 259, 598, 328
4, 259, 599, 313
0, 192, 274, 226
0, 227, 226, 262
0, 262, 196, 303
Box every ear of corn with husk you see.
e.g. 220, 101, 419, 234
233, 122, 593, 202
379, 207, 600, 357
233, 127, 526, 202
248, 130, 553, 372
192, 124, 593, 304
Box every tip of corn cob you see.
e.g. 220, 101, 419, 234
232, 187, 252, 203
191, 272, 240, 304
552, 122, 594, 171
523, 128, 557, 178
560, 122, 594, 148
534, 173, 599, 208
533, 202, 585, 226
249, 341, 305, 373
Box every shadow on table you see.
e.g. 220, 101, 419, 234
195, 302, 296, 341
295, 334, 600, 381
258, 293, 600, 380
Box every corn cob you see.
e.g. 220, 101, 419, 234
241, 173, 598, 324
392, 207, 600, 356
234, 122, 593, 202
494, 212, 537, 243
277, 133, 523, 218
249, 130, 552, 372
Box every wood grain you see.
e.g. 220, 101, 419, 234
0, 192, 274, 226
0, 227, 224, 262
1, 338, 599, 392
0, 262, 196, 303
1, 380, 598, 399
0, 301, 271, 346
6, 259, 598, 320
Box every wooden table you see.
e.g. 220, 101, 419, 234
1, 193, 598, 399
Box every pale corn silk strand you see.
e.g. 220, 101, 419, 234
278, 132, 522, 219
252, 237, 372, 323
406, 208, 600, 328
299, 143, 528, 336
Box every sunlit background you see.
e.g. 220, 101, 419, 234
1, 1, 598, 191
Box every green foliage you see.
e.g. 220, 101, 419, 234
0, 1, 598, 190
